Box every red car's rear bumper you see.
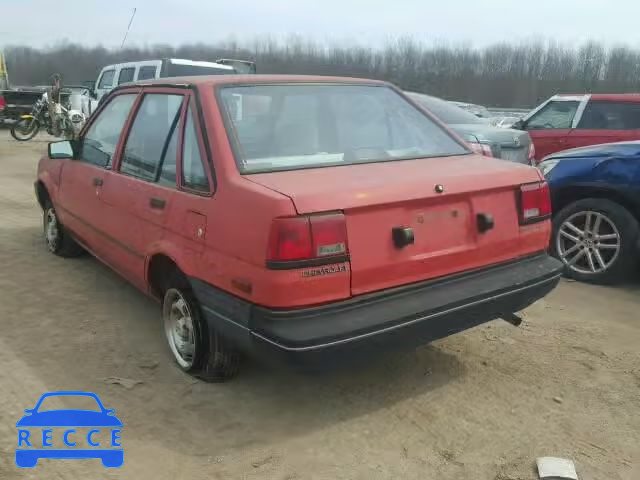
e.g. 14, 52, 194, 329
191, 253, 562, 370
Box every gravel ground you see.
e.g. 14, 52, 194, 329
0, 133, 638, 480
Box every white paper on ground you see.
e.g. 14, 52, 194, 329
536, 457, 578, 479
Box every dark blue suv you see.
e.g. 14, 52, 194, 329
539, 141, 640, 283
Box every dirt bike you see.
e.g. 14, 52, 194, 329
10, 92, 86, 141
11, 75, 86, 141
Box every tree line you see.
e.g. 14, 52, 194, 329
5, 38, 640, 108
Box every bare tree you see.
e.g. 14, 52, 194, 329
5, 39, 640, 107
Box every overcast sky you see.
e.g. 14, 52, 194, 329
2, 0, 640, 49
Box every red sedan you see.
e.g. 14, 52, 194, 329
35, 75, 562, 379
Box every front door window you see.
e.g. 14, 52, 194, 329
80, 94, 137, 168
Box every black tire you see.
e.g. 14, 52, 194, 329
10, 119, 40, 141
162, 276, 240, 382
43, 202, 84, 257
551, 198, 639, 284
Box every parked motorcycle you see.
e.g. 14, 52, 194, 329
10, 91, 86, 141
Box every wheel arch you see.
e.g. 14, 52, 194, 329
35, 180, 51, 210
552, 184, 640, 221
146, 251, 188, 299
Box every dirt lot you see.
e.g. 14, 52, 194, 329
0, 133, 638, 480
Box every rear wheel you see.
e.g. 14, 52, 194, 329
551, 198, 639, 284
10, 118, 40, 141
43, 202, 84, 257
162, 280, 239, 381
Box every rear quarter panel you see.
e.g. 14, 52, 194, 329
548, 155, 640, 214
158, 85, 352, 308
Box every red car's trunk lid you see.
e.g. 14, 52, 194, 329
248, 155, 547, 295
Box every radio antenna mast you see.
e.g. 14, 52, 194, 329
121, 8, 137, 49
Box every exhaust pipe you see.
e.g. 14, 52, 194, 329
501, 313, 522, 327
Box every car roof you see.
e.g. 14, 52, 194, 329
126, 74, 389, 88
556, 93, 640, 102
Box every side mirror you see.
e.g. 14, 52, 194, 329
48, 140, 74, 159
82, 81, 97, 99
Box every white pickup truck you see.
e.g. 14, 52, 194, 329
89, 58, 256, 108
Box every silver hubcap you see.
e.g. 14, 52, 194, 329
163, 289, 196, 369
557, 210, 621, 275
45, 208, 59, 250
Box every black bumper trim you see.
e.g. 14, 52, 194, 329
190, 253, 563, 368
251, 273, 559, 353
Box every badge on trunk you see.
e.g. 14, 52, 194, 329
434, 184, 445, 194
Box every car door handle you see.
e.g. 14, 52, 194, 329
149, 197, 166, 209
93, 177, 103, 186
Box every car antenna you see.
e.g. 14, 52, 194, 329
121, 7, 137, 49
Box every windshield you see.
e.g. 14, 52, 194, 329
407, 92, 484, 125
219, 84, 468, 173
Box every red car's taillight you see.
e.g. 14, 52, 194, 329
267, 213, 349, 268
0, 95, 5, 112
469, 142, 494, 157
518, 181, 551, 225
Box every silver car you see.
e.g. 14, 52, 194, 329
407, 92, 534, 164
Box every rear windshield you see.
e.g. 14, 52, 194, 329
407, 92, 484, 125
219, 84, 469, 173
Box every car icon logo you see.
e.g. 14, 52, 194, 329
15, 391, 123, 468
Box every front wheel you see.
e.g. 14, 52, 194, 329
163, 285, 239, 381
43, 203, 84, 257
10, 118, 40, 141
551, 198, 639, 284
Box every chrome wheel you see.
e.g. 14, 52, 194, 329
163, 289, 196, 369
44, 208, 59, 251
556, 210, 621, 275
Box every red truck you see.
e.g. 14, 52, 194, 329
516, 94, 640, 162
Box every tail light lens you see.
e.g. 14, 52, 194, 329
528, 142, 536, 164
469, 142, 494, 157
518, 181, 551, 225
0, 95, 5, 111
267, 213, 349, 268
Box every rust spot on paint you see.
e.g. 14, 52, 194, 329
231, 278, 253, 294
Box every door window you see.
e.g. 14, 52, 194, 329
120, 94, 183, 184
158, 126, 179, 187
118, 67, 135, 85
527, 101, 580, 129
577, 101, 640, 129
182, 106, 210, 192
81, 94, 137, 168
137, 66, 157, 81
97, 70, 115, 89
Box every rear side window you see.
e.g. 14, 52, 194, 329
182, 105, 210, 192
219, 84, 467, 173
137, 66, 157, 81
97, 70, 115, 89
118, 67, 135, 85
526, 101, 579, 129
81, 94, 136, 168
120, 94, 183, 183
578, 101, 640, 130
